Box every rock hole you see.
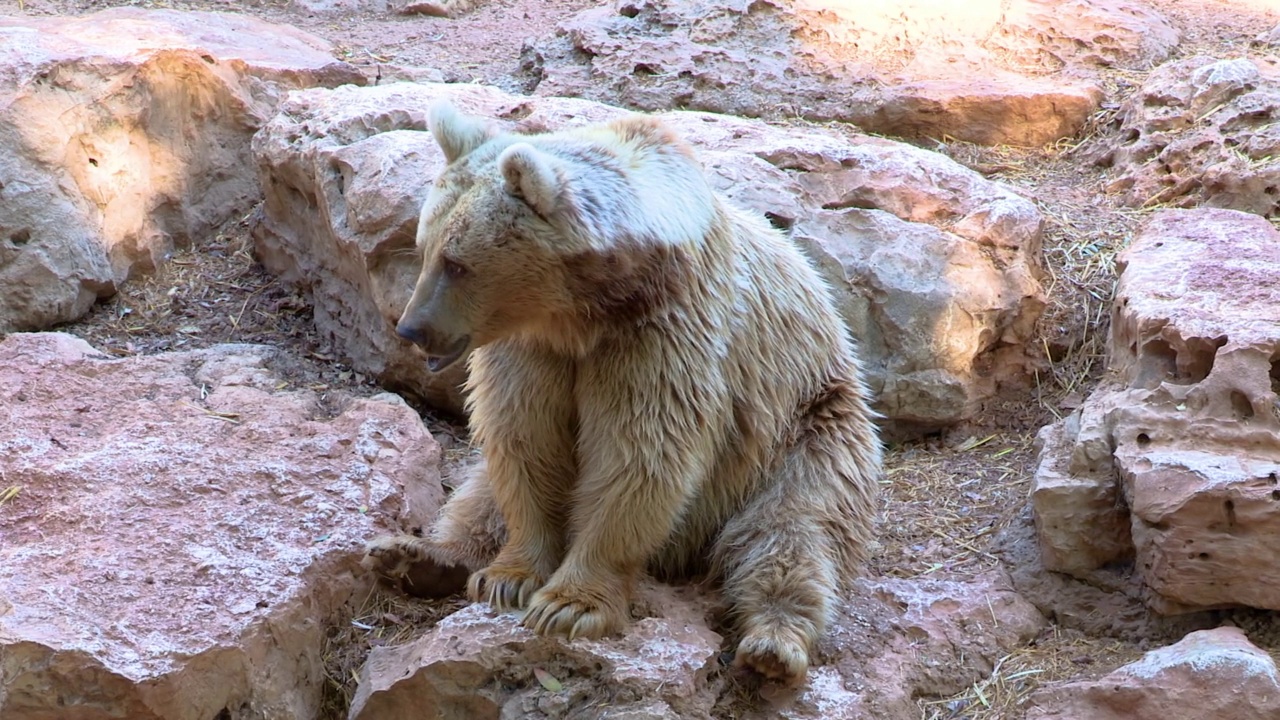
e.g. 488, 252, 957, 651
1198, 552, 1210, 560
215, 710, 231, 720
1122, 128, 1140, 144
88, 158, 99, 167
1230, 390, 1254, 420
498, 102, 534, 121
201, 54, 216, 64
633, 62, 661, 76
1266, 186, 1279, 196
1225, 499, 1237, 527
1270, 352, 1280, 395
1136, 432, 1151, 446
1134, 338, 1177, 388
9, 229, 31, 245
619, 3, 640, 17
1269, 472, 1278, 485
1272, 489, 1280, 501
763, 212, 794, 232
1173, 335, 1228, 384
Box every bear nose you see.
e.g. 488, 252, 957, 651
395, 321, 426, 345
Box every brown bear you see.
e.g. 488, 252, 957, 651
367, 101, 883, 683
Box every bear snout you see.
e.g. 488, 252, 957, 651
395, 319, 470, 372
394, 320, 429, 346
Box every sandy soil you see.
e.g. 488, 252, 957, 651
14, 0, 1280, 716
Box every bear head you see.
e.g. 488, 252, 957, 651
396, 101, 718, 372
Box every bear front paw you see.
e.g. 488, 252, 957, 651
364, 534, 469, 599
362, 534, 430, 579
467, 561, 547, 612
522, 581, 627, 640
735, 626, 811, 685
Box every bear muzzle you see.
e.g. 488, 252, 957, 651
395, 321, 471, 373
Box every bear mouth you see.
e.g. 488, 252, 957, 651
426, 335, 470, 373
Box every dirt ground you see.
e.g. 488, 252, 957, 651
17, 0, 1280, 717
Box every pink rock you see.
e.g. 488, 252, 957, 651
0, 332, 442, 720
1092, 55, 1280, 216
348, 583, 723, 719
1026, 626, 1280, 720
0, 8, 362, 333
521, 0, 1178, 146
252, 82, 1044, 432
347, 572, 1043, 719
1032, 209, 1280, 612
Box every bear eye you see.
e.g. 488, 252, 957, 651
441, 257, 469, 280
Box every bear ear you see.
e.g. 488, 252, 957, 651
497, 143, 564, 219
428, 101, 496, 164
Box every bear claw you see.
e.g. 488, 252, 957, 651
467, 564, 546, 612
522, 584, 625, 640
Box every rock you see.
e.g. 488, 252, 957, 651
0, 332, 441, 720
520, 0, 1178, 146
349, 583, 722, 719
394, 0, 483, 18
1257, 23, 1280, 47
1092, 55, 1280, 216
0, 8, 363, 333
252, 81, 1045, 430
1025, 626, 1280, 720
288, 0, 482, 17
1031, 209, 1280, 613
1030, 402, 1133, 575
793, 572, 1046, 720
348, 571, 1043, 719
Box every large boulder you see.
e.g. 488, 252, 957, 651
1092, 55, 1280, 216
0, 8, 363, 333
0, 332, 441, 720
1026, 626, 1280, 720
520, 0, 1179, 146
251, 81, 1045, 431
1031, 209, 1280, 613
346, 572, 1043, 719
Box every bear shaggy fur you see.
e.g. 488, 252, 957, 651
368, 102, 883, 683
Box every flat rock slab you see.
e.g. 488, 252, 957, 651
347, 572, 1043, 719
1032, 208, 1280, 613
1092, 55, 1280, 216
0, 332, 441, 720
252, 81, 1045, 434
1026, 626, 1280, 720
521, 0, 1178, 146
0, 8, 362, 333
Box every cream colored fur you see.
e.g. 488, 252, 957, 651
372, 103, 883, 683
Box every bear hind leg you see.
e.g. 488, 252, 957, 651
715, 388, 878, 683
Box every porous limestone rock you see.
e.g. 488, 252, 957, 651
251, 81, 1045, 431
1025, 626, 1280, 720
0, 332, 441, 720
1092, 55, 1280, 217
348, 572, 1043, 719
0, 8, 362, 333
1032, 209, 1280, 613
520, 0, 1179, 146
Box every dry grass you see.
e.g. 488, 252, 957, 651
319, 586, 470, 718
69, 210, 398, 400
919, 631, 1143, 720
873, 432, 1036, 581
